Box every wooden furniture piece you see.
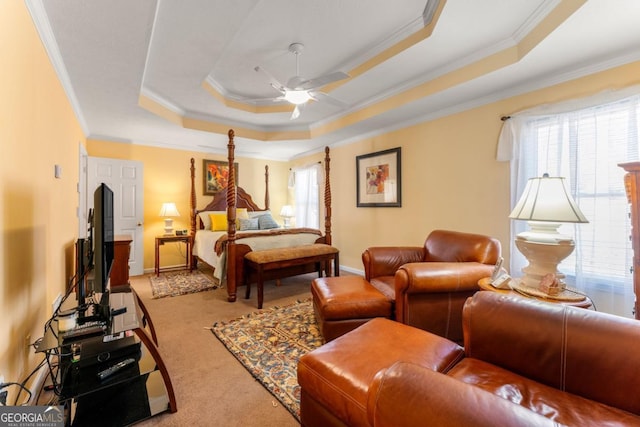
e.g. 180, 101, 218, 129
154, 235, 192, 277
189, 129, 334, 303
477, 277, 593, 309
244, 243, 339, 309
110, 235, 132, 287
620, 161, 640, 319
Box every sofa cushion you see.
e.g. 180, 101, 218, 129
298, 318, 464, 427
448, 358, 640, 426
423, 229, 500, 264
312, 276, 392, 320
369, 276, 395, 300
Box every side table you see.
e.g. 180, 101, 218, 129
478, 277, 593, 309
155, 235, 193, 277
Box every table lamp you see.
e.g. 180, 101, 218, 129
509, 174, 588, 290
159, 202, 180, 235
280, 205, 294, 228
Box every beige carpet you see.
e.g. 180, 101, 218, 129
131, 267, 330, 427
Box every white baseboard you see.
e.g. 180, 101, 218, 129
340, 265, 364, 276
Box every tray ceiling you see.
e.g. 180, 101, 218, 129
27, 0, 640, 160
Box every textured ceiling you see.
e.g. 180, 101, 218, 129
27, 0, 640, 160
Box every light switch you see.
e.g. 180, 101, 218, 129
54, 164, 62, 179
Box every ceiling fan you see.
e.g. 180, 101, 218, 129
253, 42, 350, 120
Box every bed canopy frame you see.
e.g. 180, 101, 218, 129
189, 129, 332, 301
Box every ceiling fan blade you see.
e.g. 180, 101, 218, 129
299, 71, 349, 90
309, 91, 347, 108
241, 95, 286, 104
254, 66, 287, 92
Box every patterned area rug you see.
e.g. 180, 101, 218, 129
148, 269, 218, 299
211, 299, 322, 421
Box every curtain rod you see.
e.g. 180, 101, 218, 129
289, 161, 321, 170
501, 115, 511, 121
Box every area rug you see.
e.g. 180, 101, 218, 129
148, 269, 218, 299
211, 299, 322, 421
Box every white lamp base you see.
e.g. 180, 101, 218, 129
163, 218, 174, 235
515, 232, 575, 289
283, 218, 291, 229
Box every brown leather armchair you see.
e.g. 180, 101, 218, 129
362, 229, 501, 343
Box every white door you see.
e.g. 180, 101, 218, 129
87, 157, 144, 276
78, 144, 89, 238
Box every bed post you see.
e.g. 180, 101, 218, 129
265, 165, 270, 210
324, 146, 332, 246
226, 129, 238, 302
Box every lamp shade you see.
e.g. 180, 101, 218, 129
509, 174, 588, 223
159, 202, 180, 217
280, 205, 294, 217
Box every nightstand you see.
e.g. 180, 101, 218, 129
155, 235, 192, 277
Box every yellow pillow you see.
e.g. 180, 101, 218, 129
209, 213, 227, 231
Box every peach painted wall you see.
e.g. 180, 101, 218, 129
293, 61, 640, 272
0, 1, 85, 396
86, 140, 290, 270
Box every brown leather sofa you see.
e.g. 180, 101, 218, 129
361, 229, 501, 343
298, 292, 640, 427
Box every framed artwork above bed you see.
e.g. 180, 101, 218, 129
203, 159, 239, 195
356, 147, 402, 207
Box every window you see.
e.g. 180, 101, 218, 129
503, 90, 640, 317
292, 164, 322, 229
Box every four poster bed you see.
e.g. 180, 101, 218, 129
189, 129, 333, 302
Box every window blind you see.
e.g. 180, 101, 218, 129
511, 93, 640, 316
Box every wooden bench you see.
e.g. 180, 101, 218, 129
244, 244, 339, 309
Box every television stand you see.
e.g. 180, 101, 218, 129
36, 288, 176, 425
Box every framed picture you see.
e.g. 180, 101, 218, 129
356, 147, 401, 207
203, 159, 239, 195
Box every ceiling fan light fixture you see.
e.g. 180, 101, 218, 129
284, 89, 311, 105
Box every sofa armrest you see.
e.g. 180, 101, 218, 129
367, 362, 558, 427
362, 246, 425, 281
395, 262, 494, 294
463, 292, 640, 415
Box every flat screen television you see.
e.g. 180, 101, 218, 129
92, 183, 115, 297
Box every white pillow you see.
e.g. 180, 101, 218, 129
248, 210, 271, 219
